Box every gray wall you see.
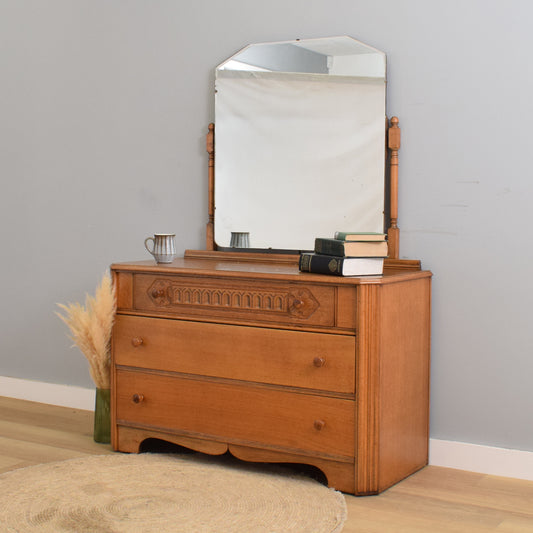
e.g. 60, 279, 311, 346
1, 0, 532, 452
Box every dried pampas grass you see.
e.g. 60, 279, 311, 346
57, 272, 116, 389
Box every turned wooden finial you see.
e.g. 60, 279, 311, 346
387, 117, 400, 260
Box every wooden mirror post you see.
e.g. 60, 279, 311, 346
206, 123, 215, 251
387, 116, 400, 260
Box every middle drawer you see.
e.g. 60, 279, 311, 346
113, 315, 355, 394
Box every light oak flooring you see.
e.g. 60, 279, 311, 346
1, 396, 532, 532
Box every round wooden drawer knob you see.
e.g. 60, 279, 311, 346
314, 419, 325, 431
132, 393, 144, 404
292, 299, 304, 309
151, 288, 165, 298
131, 337, 144, 347
313, 356, 326, 367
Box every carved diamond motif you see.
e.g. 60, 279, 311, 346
288, 288, 319, 318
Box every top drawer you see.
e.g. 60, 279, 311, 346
121, 273, 347, 329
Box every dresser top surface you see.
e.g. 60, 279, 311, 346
111, 256, 431, 286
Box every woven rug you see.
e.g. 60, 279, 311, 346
0, 453, 347, 532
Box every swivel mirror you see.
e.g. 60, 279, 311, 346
213, 36, 388, 252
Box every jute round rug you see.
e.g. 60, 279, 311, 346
0, 453, 347, 532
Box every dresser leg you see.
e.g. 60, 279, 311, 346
322, 464, 356, 494
229, 444, 356, 494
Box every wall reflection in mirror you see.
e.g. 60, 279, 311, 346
214, 36, 387, 251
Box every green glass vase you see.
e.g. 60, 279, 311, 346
94, 388, 111, 444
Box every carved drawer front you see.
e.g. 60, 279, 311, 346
114, 315, 355, 394
131, 274, 337, 328
116, 369, 355, 460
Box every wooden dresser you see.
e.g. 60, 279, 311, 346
110, 256, 431, 495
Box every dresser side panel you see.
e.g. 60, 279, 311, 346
377, 276, 431, 491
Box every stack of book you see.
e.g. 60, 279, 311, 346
299, 232, 388, 276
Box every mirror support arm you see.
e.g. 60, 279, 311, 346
206, 123, 215, 250
387, 117, 401, 260
202, 119, 404, 263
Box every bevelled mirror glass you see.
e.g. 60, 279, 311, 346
214, 36, 386, 252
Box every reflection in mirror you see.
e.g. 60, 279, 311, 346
214, 36, 386, 251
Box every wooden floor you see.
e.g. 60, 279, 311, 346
1, 396, 532, 532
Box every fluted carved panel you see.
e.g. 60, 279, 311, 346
147, 279, 319, 319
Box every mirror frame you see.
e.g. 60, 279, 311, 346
214, 37, 388, 251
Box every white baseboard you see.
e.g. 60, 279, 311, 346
0, 376, 94, 410
2, 376, 533, 481
429, 438, 533, 481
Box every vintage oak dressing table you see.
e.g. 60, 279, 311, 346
110, 37, 431, 495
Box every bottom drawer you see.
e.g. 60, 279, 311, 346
115, 369, 355, 460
